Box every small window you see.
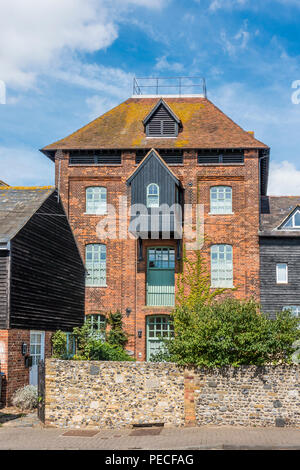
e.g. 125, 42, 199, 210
211, 245, 233, 288
283, 306, 300, 318
86, 314, 106, 341
86, 187, 107, 214
282, 209, 300, 229
210, 186, 232, 214
276, 263, 288, 284
86, 244, 106, 287
147, 184, 159, 208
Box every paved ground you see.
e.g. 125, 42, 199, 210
0, 413, 299, 450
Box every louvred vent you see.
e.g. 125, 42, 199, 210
146, 104, 178, 137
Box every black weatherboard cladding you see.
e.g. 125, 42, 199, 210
9, 192, 85, 331
260, 237, 300, 318
0, 251, 9, 328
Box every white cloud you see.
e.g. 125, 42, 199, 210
155, 56, 184, 72
0, 0, 166, 90
268, 161, 300, 196
85, 95, 119, 121
220, 22, 250, 55
209, 0, 246, 12
0, 146, 54, 186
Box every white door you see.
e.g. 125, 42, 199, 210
29, 331, 45, 386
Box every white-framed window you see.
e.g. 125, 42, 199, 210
210, 186, 232, 214
211, 244, 233, 288
282, 209, 300, 229
276, 263, 288, 284
147, 183, 159, 208
86, 187, 107, 214
283, 306, 300, 318
86, 314, 107, 341
85, 244, 106, 287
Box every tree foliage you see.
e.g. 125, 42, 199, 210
52, 311, 133, 362
154, 249, 300, 367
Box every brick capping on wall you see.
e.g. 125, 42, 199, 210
45, 360, 300, 429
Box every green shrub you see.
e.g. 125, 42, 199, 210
165, 298, 300, 367
155, 248, 300, 367
12, 385, 38, 410
52, 313, 133, 362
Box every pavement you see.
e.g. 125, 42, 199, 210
0, 413, 299, 450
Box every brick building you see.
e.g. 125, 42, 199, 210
41, 93, 270, 361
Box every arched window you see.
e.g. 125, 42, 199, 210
211, 244, 233, 288
147, 183, 159, 208
85, 244, 106, 286
210, 186, 232, 214
86, 187, 107, 214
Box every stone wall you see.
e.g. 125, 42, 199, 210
45, 360, 185, 428
44, 360, 300, 429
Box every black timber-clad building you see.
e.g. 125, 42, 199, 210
260, 196, 300, 319
0, 186, 85, 331
0, 186, 85, 404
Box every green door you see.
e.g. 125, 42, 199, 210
146, 315, 174, 361
147, 247, 175, 306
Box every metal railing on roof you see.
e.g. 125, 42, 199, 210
132, 76, 207, 97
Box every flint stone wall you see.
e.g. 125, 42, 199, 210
45, 360, 300, 429
45, 360, 185, 428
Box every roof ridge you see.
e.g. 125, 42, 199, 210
0, 185, 55, 191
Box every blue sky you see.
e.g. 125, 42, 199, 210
1, 0, 300, 194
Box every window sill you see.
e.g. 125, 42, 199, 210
211, 285, 235, 289
86, 285, 108, 288
84, 212, 108, 216
276, 282, 288, 285
208, 212, 234, 216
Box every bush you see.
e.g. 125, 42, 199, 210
164, 298, 300, 367
52, 314, 133, 362
75, 338, 134, 361
12, 385, 38, 410
154, 249, 300, 367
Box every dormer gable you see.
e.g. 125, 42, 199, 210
279, 207, 300, 230
143, 99, 181, 138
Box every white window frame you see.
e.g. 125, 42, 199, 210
86, 187, 107, 215
282, 209, 300, 229
210, 186, 233, 215
211, 244, 233, 288
276, 263, 288, 284
283, 306, 300, 318
86, 314, 107, 341
85, 244, 106, 287
147, 183, 160, 208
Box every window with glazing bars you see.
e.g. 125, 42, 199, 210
86, 314, 107, 340
86, 187, 107, 214
210, 186, 232, 214
283, 306, 300, 318
147, 183, 159, 208
211, 245, 233, 288
85, 244, 106, 286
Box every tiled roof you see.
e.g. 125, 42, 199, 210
42, 97, 268, 156
0, 186, 55, 242
0, 180, 9, 187
260, 196, 300, 236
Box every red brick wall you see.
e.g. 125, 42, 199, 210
55, 149, 260, 361
0, 329, 54, 406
